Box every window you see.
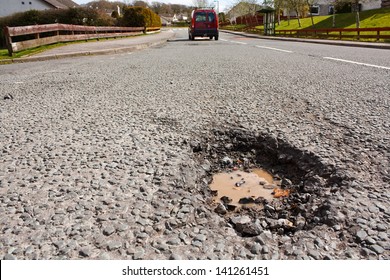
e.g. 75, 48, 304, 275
310, 5, 320, 15
195, 12, 206, 22
22, 1, 25, 4
208, 12, 215, 22
328, 5, 334, 15
29, 1, 32, 4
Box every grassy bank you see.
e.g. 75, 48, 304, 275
275, 8, 390, 30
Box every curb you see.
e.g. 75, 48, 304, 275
0, 31, 175, 64
220, 30, 390, 50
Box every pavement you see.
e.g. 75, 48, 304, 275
2, 29, 176, 64
1, 27, 389, 64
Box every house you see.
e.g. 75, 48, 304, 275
382, 0, 390, 8
172, 14, 188, 22
160, 15, 173, 26
307, 0, 382, 16
0, 0, 79, 18
227, 1, 262, 24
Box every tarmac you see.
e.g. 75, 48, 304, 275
1, 27, 389, 64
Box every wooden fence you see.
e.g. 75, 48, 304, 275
275, 27, 390, 41
3, 23, 161, 56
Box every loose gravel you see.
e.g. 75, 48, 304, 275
0, 30, 389, 260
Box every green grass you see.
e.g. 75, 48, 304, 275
221, 24, 247, 31
0, 42, 82, 60
275, 8, 390, 30
0, 40, 104, 61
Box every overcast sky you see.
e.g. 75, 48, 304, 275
72, 0, 231, 12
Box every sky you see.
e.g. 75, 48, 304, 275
72, 0, 232, 12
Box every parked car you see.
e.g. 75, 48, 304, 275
188, 8, 219, 40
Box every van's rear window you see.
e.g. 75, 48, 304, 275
195, 12, 207, 22
208, 12, 215, 22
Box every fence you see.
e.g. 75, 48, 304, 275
3, 23, 161, 56
275, 27, 390, 41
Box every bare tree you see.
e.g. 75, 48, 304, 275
192, 0, 213, 8
305, 0, 315, 27
132, 1, 149, 8
273, 0, 288, 25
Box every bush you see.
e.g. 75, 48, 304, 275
119, 6, 161, 28
0, 6, 161, 48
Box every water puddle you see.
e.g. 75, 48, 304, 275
209, 169, 281, 209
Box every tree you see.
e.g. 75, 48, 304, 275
333, 0, 373, 28
332, 0, 368, 28
151, 2, 162, 14
192, 0, 213, 8
133, 1, 149, 8
87, 1, 124, 10
273, 0, 282, 25
285, 0, 308, 27
118, 6, 161, 27
282, 0, 296, 26
305, 0, 315, 27
218, 12, 226, 23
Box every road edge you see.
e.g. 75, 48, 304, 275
220, 30, 390, 50
0, 31, 176, 64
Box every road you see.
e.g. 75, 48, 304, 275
0, 29, 389, 260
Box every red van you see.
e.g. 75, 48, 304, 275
188, 8, 219, 40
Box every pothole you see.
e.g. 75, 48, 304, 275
209, 168, 285, 211
193, 128, 352, 237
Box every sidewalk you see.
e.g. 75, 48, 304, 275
3, 29, 176, 63
221, 29, 390, 50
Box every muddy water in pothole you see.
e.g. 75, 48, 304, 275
209, 169, 278, 207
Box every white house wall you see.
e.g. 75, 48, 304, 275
312, 0, 382, 13
361, 0, 382, 11
0, 0, 52, 17
282, 0, 383, 17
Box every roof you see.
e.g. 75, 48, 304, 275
258, 6, 275, 13
43, 0, 79, 9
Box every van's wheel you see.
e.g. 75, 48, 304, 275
209, 36, 213, 40
215, 35, 219, 40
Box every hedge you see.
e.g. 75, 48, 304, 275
0, 8, 115, 48
119, 6, 161, 28
0, 6, 161, 49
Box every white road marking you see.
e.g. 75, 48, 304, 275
220, 39, 228, 42
230, 41, 248, 45
255, 45, 293, 53
14, 82, 24, 84
323, 57, 390, 70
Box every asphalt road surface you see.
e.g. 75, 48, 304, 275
0, 29, 389, 260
